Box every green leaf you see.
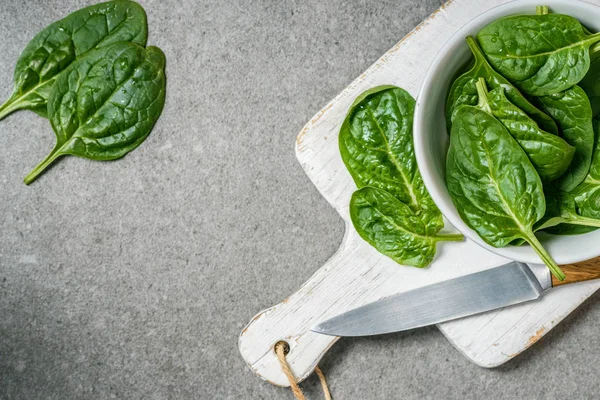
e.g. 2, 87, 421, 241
446, 36, 557, 135
534, 86, 594, 191
350, 187, 463, 268
579, 53, 600, 117
477, 14, 600, 96
541, 118, 600, 234
569, 180, 600, 220
538, 190, 599, 235
24, 42, 166, 184
477, 80, 575, 182
339, 86, 443, 234
446, 105, 564, 280
0, 0, 147, 121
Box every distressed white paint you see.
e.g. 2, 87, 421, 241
239, 0, 600, 387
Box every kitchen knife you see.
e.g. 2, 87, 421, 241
311, 258, 600, 337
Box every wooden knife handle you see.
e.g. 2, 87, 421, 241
552, 256, 600, 287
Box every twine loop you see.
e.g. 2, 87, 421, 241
274, 341, 332, 400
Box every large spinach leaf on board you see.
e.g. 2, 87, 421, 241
478, 80, 575, 182
446, 104, 564, 280
24, 42, 166, 184
350, 187, 463, 268
339, 86, 442, 234
476, 13, 600, 96
446, 36, 557, 134
534, 86, 594, 192
0, 0, 147, 120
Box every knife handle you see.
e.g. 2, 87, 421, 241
552, 256, 600, 287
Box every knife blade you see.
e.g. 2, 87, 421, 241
311, 261, 553, 337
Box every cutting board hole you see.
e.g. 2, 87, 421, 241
274, 340, 290, 356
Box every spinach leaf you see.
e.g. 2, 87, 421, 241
478, 80, 575, 182
339, 86, 442, 234
568, 181, 600, 223
446, 36, 557, 135
543, 224, 597, 236
350, 187, 463, 268
476, 14, 600, 96
537, 190, 600, 234
446, 104, 564, 280
24, 42, 166, 184
569, 118, 600, 220
534, 86, 594, 191
0, 0, 147, 121
541, 118, 600, 234
579, 52, 600, 117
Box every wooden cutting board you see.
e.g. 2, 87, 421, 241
239, 0, 600, 387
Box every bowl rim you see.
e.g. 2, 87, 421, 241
413, 0, 600, 265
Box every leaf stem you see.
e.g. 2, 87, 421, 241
465, 36, 485, 64
0, 95, 22, 121
526, 232, 565, 281
23, 148, 62, 185
537, 214, 600, 231
475, 78, 492, 114
590, 42, 600, 58
536, 5, 549, 15
565, 215, 600, 228
535, 217, 562, 231
586, 32, 600, 46
432, 233, 464, 242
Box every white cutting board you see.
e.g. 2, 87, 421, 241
239, 0, 600, 386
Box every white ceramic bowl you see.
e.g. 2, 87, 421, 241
414, 0, 600, 265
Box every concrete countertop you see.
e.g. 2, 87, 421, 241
0, 0, 598, 398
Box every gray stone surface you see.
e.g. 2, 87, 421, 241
0, 0, 598, 398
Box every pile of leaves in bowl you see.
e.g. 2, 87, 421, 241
446, 5, 600, 280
